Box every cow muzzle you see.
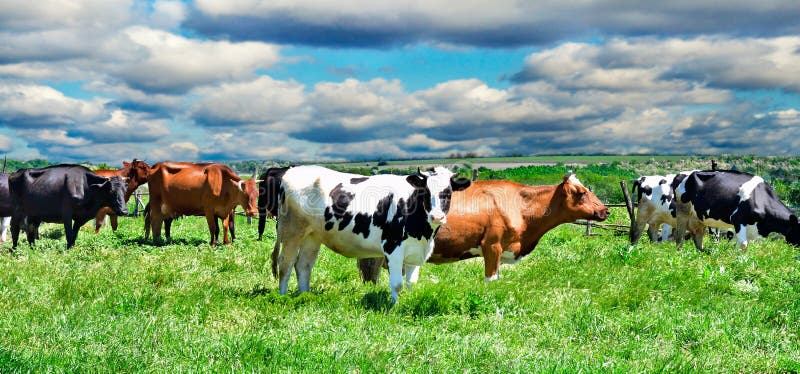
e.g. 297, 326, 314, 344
430, 212, 447, 225
594, 208, 610, 221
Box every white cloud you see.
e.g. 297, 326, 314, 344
191, 76, 307, 127
0, 83, 107, 127
99, 27, 282, 93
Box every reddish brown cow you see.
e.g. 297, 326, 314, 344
359, 173, 609, 282
94, 159, 151, 232
146, 161, 259, 246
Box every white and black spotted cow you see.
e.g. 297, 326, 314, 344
630, 172, 695, 245
268, 165, 471, 302
672, 170, 800, 251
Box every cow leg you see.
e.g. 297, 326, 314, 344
646, 224, 659, 242
358, 258, 384, 284
660, 224, 673, 242
164, 218, 173, 242
109, 213, 118, 231
205, 214, 218, 246
228, 212, 235, 242
257, 210, 267, 241
150, 205, 164, 243
481, 242, 503, 281
674, 206, 691, 250
68, 218, 91, 248
270, 221, 281, 278
386, 251, 405, 302
295, 238, 321, 293
221, 214, 231, 245
10, 215, 20, 250
63, 217, 75, 249
277, 234, 303, 295
692, 224, 706, 252
631, 208, 651, 245
404, 264, 420, 288
94, 208, 106, 233
0, 216, 10, 243
143, 204, 151, 240
735, 224, 749, 250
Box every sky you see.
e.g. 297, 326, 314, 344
1, 1, 800, 163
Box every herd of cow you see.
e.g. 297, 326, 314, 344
0, 160, 797, 302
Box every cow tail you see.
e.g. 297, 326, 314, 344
262, 167, 291, 278
270, 223, 280, 279
143, 202, 151, 239
631, 179, 641, 203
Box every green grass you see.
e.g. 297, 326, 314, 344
1, 214, 799, 372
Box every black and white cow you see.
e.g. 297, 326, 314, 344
0, 173, 12, 243
268, 165, 471, 302
9, 165, 128, 249
672, 170, 800, 251
630, 172, 695, 245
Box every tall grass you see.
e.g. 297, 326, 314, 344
0, 214, 799, 372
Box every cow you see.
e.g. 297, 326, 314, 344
0, 173, 12, 242
672, 170, 800, 251
257, 166, 291, 241
268, 165, 471, 302
359, 173, 609, 282
93, 159, 151, 233
145, 161, 259, 246
8, 165, 128, 249
630, 173, 694, 245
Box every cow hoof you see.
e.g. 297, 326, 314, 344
484, 274, 500, 282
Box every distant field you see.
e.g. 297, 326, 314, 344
330, 155, 691, 169
1, 209, 799, 371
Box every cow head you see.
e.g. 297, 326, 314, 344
786, 215, 800, 247
121, 159, 151, 200
125, 159, 151, 185
407, 167, 471, 225
559, 173, 609, 221
234, 177, 260, 217
94, 176, 128, 216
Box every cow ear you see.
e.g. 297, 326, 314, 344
791, 214, 798, 225
406, 174, 426, 188
450, 176, 471, 192
562, 171, 574, 184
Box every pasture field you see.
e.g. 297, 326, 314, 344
1, 210, 799, 372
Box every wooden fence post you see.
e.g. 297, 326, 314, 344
620, 180, 635, 241
585, 187, 593, 236
133, 190, 143, 217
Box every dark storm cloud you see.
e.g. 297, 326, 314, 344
185, 1, 800, 48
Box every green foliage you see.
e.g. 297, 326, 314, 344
479, 162, 637, 202
1, 214, 800, 371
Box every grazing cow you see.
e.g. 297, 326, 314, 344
0, 173, 12, 242
146, 162, 259, 246
359, 173, 609, 282
672, 170, 800, 251
630, 173, 694, 244
8, 165, 128, 249
94, 159, 151, 233
269, 166, 471, 302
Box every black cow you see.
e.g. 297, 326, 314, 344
257, 166, 291, 241
672, 170, 800, 251
9, 164, 128, 249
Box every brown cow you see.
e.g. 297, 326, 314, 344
358, 173, 609, 282
146, 161, 259, 246
94, 159, 151, 232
